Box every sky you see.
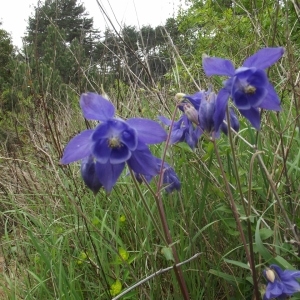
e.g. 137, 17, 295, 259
0, 0, 188, 48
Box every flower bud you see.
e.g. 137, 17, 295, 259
265, 268, 276, 283
175, 93, 186, 102
183, 103, 199, 125
199, 92, 217, 133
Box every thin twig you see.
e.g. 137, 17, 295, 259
112, 253, 202, 300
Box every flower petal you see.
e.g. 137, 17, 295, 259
163, 167, 181, 193
243, 47, 284, 69
202, 56, 235, 76
264, 281, 285, 300
93, 119, 137, 150
120, 127, 138, 150
184, 91, 204, 110
127, 142, 159, 176
92, 122, 111, 141
239, 107, 261, 130
259, 83, 281, 111
61, 129, 93, 164
126, 118, 167, 144
170, 128, 185, 144
221, 107, 240, 135
110, 146, 131, 164
92, 138, 111, 163
282, 270, 300, 279
282, 278, 300, 295
158, 116, 172, 126
247, 69, 268, 87
233, 86, 267, 109
213, 88, 230, 131
80, 93, 115, 121
95, 161, 125, 192
81, 156, 102, 194
199, 93, 216, 132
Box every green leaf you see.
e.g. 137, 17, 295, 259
254, 212, 294, 269
223, 258, 250, 270
209, 269, 244, 286
255, 214, 275, 264
161, 247, 175, 262
259, 228, 274, 240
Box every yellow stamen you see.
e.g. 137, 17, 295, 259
108, 137, 122, 148
244, 85, 256, 94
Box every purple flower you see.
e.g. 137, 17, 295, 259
81, 155, 102, 195
134, 158, 181, 193
183, 91, 203, 110
220, 107, 240, 135
162, 163, 181, 193
61, 93, 167, 193
203, 47, 284, 130
159, 114, 201, 150
263, 264, 300, 300
198, 90, 217, 134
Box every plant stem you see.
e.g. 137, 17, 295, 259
225, 108, 260, 299
213, 140, 261, 300
154, 103, 190, 300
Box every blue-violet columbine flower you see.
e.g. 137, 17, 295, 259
198, 90, 219, 136
134, 158, 181, 193
202, 47, 284, 130
162, 163, 181, 193
159, 113, 201, 150
263, 264, 300, 300
80, 155, 102, 195
61, 93, 167, 193
159, 90, 209, 149
220, 107, 240, 135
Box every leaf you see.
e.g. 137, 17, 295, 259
223, 258, 250, 270
254, 212, 293, 269
161, 247, 175, 262
259, 228, 274, 240
255, 214, 275, 264
209, 269, 244, 286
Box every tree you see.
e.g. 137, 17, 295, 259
25, 0, 98, 58
0, 25, 13, 92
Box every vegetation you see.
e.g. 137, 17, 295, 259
1, 0, 300, 299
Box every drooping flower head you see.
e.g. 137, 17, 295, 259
198, 90, 218, 135
263, 264, 300, 300
133, 158, 181, 193
159, 114, 201, 150
162, 163, 181, 193
80, 155, 102, 195
202, 47, 284, 130
220, 107, 240, 135
159, 88, 240, 148
61, 93, 167, 193
159, 90, 210, 149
